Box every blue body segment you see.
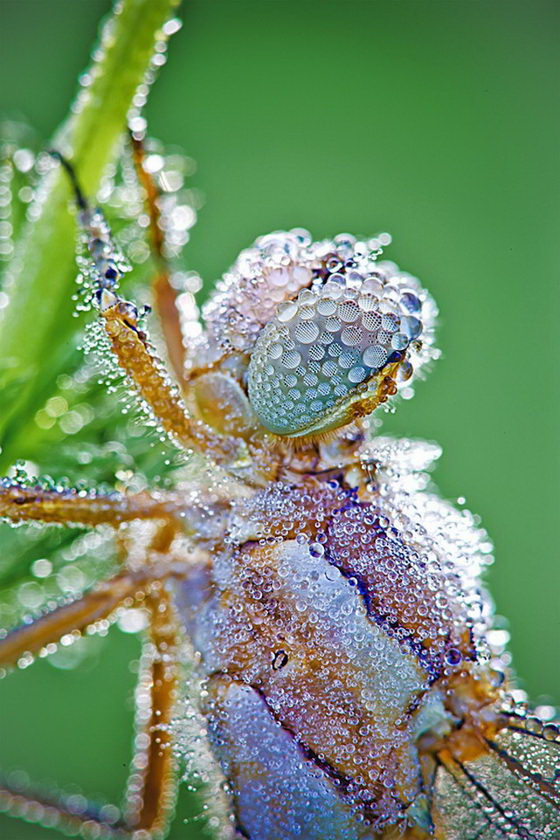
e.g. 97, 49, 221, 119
174, 495, 430, 837
207, 679, 372, 840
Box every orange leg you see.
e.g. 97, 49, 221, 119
0, 483, 186, 527
52, 151, 238, 470
0, 590, 183, 838
0, 531, 186, 837
130, 133, 187, 385
99, 293, 238, 466
124, 585, 180, 836
0, 569, 150, 669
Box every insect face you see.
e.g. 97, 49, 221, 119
188, 231, 439, 442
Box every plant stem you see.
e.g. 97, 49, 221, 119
0, 0, 181, 463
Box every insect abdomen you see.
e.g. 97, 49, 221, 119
185, 528, 430, 837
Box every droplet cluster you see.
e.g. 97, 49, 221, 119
71, 132, 198, 324
74, 217, 124, 310
327, 502, 471, 675
228, 436, 494, 663
199, 230, 316, 359
191, 534, 425, 829
360, 437, 495, 652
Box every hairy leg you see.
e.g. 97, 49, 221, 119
124, 585, 181, 836
98, 291, 237, 464
0, 483, 229, 669
0, 585, 184, 838
51, 151, 238, 469
0, 483, 187, 527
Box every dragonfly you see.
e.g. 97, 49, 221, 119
0, 131, 558, 840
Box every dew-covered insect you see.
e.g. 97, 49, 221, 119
0, 126, 559, 840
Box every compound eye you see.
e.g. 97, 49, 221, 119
247, 278, 424, 437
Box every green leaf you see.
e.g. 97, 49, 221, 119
0, 0, 181, 469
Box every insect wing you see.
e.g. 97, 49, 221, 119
432, 718, 560, 839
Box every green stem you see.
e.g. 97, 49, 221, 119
0, 0, 180, 463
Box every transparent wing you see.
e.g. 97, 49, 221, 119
432, 715, 560, 840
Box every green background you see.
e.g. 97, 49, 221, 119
1, 1, 558, 838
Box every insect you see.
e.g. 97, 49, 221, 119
0, 127, 559, 840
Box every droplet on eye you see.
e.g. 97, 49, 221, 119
400, 292, 421, 313
391, 333, 409, 351
294, 321, 319, 344
277, 301, 299, 323
308, 344, 326, 360
401, 316, 422, 340
348, 365, 367, 384
340, 326, 362, 347
337, 301, 360, 323
362, 312, 382, 331
381, 313, 399, 333
325, 316, 342, 333
338, 350, 360, 370
317, 297, 337, 316
358, 293, 379, 312
281, 350, 302, 369
321, 359, 338, 378
362, 345, 388, 368
298, 305, 316, 321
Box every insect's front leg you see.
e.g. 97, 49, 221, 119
52, 151, 243, 473
99, 292, 233, 460
85, 214, 240, 471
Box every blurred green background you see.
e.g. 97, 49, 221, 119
0, 1, 558, 838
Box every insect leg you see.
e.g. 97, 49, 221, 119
0, 591, 182, 837
98, 291, 238, 464
123, 584, 180, 837
0, 482, 186, 527
129, 137, 279, 487
129, 132, 188, 385
52, 151, 240, 469
0, 529, 183, 837
0, 569, 152, 668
